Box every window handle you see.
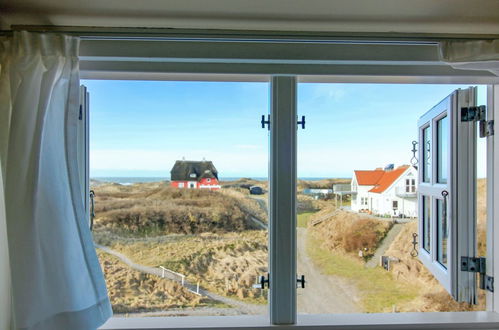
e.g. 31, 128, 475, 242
90, 190, 95, 231
410, 233, 418, 257
442, 190, 449, 222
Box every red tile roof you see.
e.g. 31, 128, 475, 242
354, 165, 410, 194
354, 170, 385, 185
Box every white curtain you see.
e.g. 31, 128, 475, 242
439, 39, 499, 76
0, 31, 112, 330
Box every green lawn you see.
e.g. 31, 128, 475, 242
306, 234, 419, 313
297, 212, 315, 228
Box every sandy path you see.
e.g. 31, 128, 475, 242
365, 223, 404, 268
96, 244, 266, 315
296, 228, 361, 314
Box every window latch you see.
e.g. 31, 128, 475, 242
461, 256, 494, 292
296, 275, 306, 288
259, 273, 270, 289
461, 105, 494, 137
297, 115, 306, 129
261, 115, 270, 130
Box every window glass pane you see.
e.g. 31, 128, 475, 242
436, 199, 448, 267
437, 116, 449, 184
295, 83, 487, 315
423, 126, 431, 183
86, 80, 270, 318
423, 195, 431, 253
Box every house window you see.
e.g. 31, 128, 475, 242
406, 179, 416, 193
178, 182, 184, 188
392, 200, 398, 209
206, 178, 211, 183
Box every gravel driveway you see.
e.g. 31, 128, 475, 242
296, 228, 362, 314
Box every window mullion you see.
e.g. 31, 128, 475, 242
269, 76, 297, 325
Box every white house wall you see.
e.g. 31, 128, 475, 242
369, 168, 418, 217
351, 167, 418, 217
351, 184, 374, 212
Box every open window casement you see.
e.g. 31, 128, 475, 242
418, 87, 478, 303
77, 85, 90, 227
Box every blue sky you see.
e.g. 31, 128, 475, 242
83, 80, 486, 178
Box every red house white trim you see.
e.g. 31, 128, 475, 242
170, 160, 221, 190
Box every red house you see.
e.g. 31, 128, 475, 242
170, 160, 221, 190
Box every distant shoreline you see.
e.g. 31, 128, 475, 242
91, 176, 351, 185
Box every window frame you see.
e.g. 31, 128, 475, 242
69, 33, 499, 329
417, 87, 479, 302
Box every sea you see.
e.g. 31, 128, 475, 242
91, 177, 338, 185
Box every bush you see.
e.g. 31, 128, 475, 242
309, 208, 392, 258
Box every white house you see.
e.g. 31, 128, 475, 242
351, 164, 418, 218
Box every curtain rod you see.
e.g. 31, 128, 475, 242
1, 25, 498, 43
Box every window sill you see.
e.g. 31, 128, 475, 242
100, 311, 499, 330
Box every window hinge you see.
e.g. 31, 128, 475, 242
461, 256, 494, 292
480, 119, 494, 138
461, 105, 494, 137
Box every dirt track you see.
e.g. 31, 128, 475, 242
96, 244, 266, 316
296, 228, 361, 314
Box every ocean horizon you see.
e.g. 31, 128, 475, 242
91, 176, 350, 185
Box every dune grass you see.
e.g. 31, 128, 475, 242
297, 212, 316, 228
306, 234, 419, 313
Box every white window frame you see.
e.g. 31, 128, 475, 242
178, 182, 184, 188
417, 87, 478, 301
77, 85, 90, 227
61, 31, 499, 329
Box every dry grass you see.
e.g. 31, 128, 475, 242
97, 250, 218, 313
219, 188, 268, 223
384, 221, 484, 312
477, 178, 487, 256
309, 208, 392, 259
306, 233, 419, 313
298, 178, 350, 190
103, 231, 269, 304
92, 183, 260, 235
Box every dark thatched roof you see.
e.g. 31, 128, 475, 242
170, 160, 219, 181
